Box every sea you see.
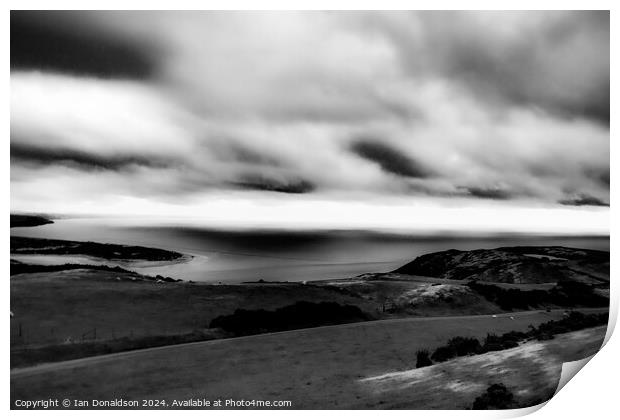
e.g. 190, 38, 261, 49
10, 218, 610, 284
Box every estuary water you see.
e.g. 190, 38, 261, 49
10, 218, 610, 283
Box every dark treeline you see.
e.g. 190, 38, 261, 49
420, 311, 608, 365
467, 280, 608, 310
210, 301, 371, 335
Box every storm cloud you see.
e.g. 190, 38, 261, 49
559, 194, 609, 207
350, 139, 431, 179
9, 11, 610, 231
11, 143, 170, 172
460, 186, 513, 201
11, 11, 155, 79
232, 175, 315, 194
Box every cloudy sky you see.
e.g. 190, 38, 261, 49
10, 11, 610, 233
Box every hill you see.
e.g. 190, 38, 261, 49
10, 214, 53, 228
393, 246, 609, 284
11, 236, 185, 261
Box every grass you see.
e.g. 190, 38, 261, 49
316, 277, 503, 316
10, 269, 380, 351
11, 330, 223, 368
359, 326, 606, 409
11, 268, 609, 368
10, 261, 139, 276
11, 316, 607, 409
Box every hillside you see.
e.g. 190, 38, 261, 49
11, 236, 184, 262
10, 214, 53, 228
393, 246, 609, 284
11, 313, 607, 409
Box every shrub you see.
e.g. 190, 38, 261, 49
447, 336, 483, 356
431, 345, 456, 362
532, 311, 608, 340
482, 332, 524, 352
501, 330, 528, 342
431, 336, 481, 362
428, 312, 607, 364
209, 301, 371, 335
482, 334, 506, 352
472, 383, 515, 409
415, 349, 433, 368
466, 281, 608, 310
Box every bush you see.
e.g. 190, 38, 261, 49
467, 281, 608, 311
209, 301, 371, 335
501, 330, 528, 342
427, 311, 607, 364
482, 332, 523, 352
532, 311, 608, 340
431, 345, 456, 363
416, 349, 433, 368
472, 383, 515, 409
431, 336, 481, 362
447, 336, 483, 356
481, 334, 505, 352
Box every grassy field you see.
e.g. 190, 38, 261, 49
12, 267, 607, 366
11, 310, 607, 409
10, 269, 380, 348
359, 326, 606, 409
12, 269, 518, 351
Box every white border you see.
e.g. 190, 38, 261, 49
3, 3, 616, 419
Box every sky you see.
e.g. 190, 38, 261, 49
10, 11, 610, 234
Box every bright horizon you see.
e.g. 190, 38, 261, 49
10, 193, 610, 236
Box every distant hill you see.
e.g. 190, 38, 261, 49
10, 214, 53, 228
394, 246, 609, 284
11, 236, 184, 262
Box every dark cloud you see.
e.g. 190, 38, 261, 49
233, 175, 315, 194
11, 11, 154, 78
558, 194, 609, 207
469, 12, 609, 126
375, 11, 609, 125
584, 167, 610, 187
564, 89, 610, 125
350, 139, 431, 179
11, 143, 168, 172
459, 186, 513, 200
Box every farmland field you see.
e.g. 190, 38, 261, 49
11, 310, 607, 409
